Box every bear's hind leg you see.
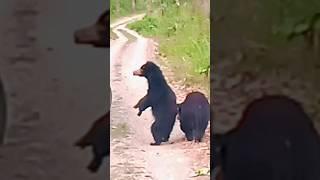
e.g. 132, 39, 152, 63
150, 123, 162, 145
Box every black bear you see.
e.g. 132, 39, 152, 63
133, 61, 177, 145
214, 95, 320, 180
177, 91, 210, 142
74, 112, 109, 173
74, 10, 109, 48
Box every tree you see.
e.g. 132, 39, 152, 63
116, 0, 120, 16
132, 0, 136, 13
147, 0, 152, 15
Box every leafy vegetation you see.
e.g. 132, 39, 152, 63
111, 0, 142, 21
127, 16, 159, 36
213, 0, 320, 79
110, 0, 161, 21
128, 2, 210, 91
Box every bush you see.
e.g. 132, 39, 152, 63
128, 16, 159, 36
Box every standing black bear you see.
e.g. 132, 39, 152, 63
74, 112, 109, 173
177, 91, 210, 142
133, 61, 177, 146
214, 95, 320, 180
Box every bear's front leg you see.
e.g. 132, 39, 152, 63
134, 95, 150, 116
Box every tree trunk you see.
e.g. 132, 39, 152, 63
116, 0, 120, 16
147, 0, 152, 15
160, 0, 164, 16
132, 0, 136, 14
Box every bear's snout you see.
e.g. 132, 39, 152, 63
133, 69, 143, 76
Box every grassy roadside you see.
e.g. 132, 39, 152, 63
127, 4, 210, 94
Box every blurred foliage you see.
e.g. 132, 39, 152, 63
128, 1, 210, 79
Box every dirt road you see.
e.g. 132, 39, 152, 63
110, 15, 210, 180
0, 0, 108, 179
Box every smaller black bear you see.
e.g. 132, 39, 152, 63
177, 91, 210, 142
74, 112, 109, 173
133, 61, 177, 146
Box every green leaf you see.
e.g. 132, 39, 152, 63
293, 22, 310, 34
314, 19, 320, 30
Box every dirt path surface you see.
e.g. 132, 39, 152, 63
0, 0, 108, 179
110, 15, 210, 180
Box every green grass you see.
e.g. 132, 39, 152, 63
127, 3, 210, 93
